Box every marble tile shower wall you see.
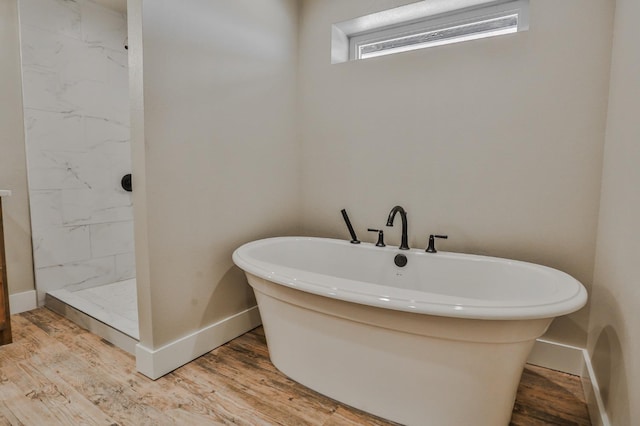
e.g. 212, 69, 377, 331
18, 0, 134, 304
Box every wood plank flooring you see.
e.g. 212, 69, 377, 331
0, 198, 12, 345
0, 308, 591, 425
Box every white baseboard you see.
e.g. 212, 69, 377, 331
136, 306, 262, 380
9, 290, 37, 314
581, 349, 611, 426
526, 338, 609, 426
527, 338, 585, 375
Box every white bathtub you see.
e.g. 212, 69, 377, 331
232, 237, 587, 426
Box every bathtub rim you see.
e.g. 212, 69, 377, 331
232, 236, 588, 321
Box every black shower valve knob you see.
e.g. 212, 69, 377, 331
121, 174, 132, 192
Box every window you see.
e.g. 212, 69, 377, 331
332, 0, 529, 64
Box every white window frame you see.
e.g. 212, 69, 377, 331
348, 0, 529, 61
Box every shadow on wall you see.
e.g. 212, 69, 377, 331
591, 322, 630, 424
201, 264, 258, 329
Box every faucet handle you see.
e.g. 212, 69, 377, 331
367, 228, 386, 247
426, 234, 448, 253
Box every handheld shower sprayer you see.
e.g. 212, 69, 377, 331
341, 209, 360, 244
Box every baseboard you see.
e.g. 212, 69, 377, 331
9, 290, 37, 314
136, 306, 262, 380
581, 350, 611, 426
527, 338, 585, 375
526, 338, 609, 426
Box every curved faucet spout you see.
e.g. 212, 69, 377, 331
386, 205, 409, 250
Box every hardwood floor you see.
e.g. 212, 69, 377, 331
0, 308, 591, 425
0, 200, 12, 346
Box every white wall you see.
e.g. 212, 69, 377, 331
299, 0, 614, 347
0, 0, 35, 297
131, 0, 299, 358
18, 0, 133, 304
589, 0, 640, 423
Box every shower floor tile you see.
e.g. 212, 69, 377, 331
47, 279, 139, 340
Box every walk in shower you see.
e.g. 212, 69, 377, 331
18, 0, 137, 351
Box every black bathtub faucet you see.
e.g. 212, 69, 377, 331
386, 206, 409, 250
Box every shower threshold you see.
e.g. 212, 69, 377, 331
45, 279, 139, 355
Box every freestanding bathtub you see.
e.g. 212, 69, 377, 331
232, 237, 587, 426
